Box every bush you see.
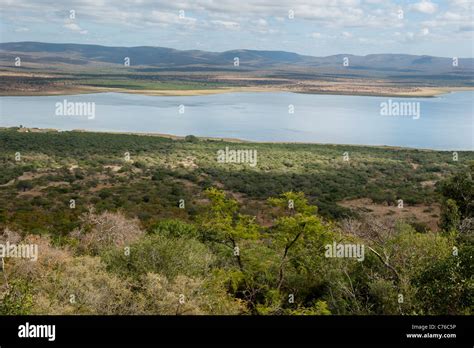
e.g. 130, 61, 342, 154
184, 135, 199, 143
135, 272, 245, 315
71, 210, 144, 254
102, 234, 214, 280
440, 199, 461, 232
415, 245, 473, 315
149, 219, 200, 239
2, 235, 135, 314
0, 279, 33, 315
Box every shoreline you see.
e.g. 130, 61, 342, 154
4, 127, 472, 152
2, 85, 474, 98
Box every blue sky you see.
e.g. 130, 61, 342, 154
1, 0, 473, 57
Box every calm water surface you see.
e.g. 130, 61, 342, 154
0, 91, 472, 150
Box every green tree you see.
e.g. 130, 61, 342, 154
198, 188, 259, 272
438, 162, 474, 219
184, 135, 199, 143
440, 198, 461, 232
415, 245, 473, 315
16, 180, 33, 192
268, 192, 333, 291
0, 279, 33, 315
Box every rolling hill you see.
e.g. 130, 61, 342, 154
1, 41, 473, 80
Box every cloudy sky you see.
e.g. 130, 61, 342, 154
1, 0, 473, 57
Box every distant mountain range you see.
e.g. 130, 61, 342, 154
1, 42, 473, 81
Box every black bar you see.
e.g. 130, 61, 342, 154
0, 315, 471, 347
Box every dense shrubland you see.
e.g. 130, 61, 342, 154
0, 129, 472, 315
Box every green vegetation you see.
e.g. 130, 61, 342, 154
0, 128, 472, 315
78, 78, 227, 90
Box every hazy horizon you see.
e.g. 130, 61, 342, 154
2, 40, 473, 59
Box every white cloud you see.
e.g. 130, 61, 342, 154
358, 37, 377, 44
1, 0, 472, 56
410, 1, 438, 14
63, 22, 88, 34
421, 9, 473, 30
0, 0, 408, 31
449, 0, 473, 10
211, 20, 240, 30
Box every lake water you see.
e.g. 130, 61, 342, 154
0, 91, 473, 150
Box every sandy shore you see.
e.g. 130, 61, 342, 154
2, 84, 473, 98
